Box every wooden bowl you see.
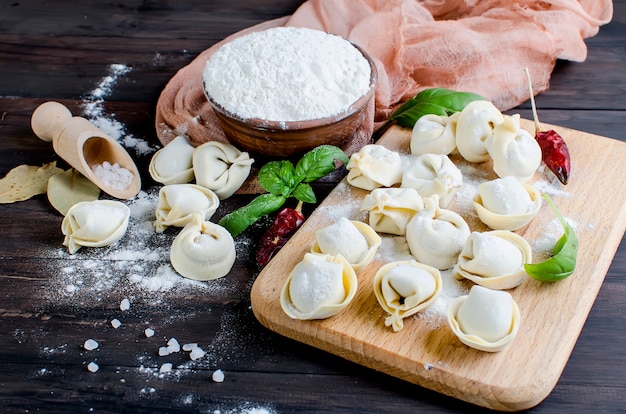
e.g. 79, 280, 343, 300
203, 43, 377, 158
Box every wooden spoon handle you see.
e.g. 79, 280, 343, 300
30, 101, 73, 142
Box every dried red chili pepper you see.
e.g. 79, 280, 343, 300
255, 202, 305, 267
525, 68, 571, 185
535, 129, 570, 185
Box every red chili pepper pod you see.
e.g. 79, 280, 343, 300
524, 68, 571, 185
255, 206, 305, 267
536, 129, 571, 185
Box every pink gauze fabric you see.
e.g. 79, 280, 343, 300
154, 0, 613, 155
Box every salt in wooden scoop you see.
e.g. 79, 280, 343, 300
30, 101, 141, 199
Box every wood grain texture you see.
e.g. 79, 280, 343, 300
251, 121, 626, 411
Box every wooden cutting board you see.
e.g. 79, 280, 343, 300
250, 120, 626, 411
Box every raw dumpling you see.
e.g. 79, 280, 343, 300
193, 141, 254, 199
311, 218, 381, 272
148, 135, 195, 185
62, 200, 130, 254
360, 187, 424, 235
346, 144, 403, 190
373, 260, 442, 332
410, 112, 459, 156
447, 285, 521, 352
473, 176, 541, 230
455, 100, 504, 163
170, 212, 235, 281
486, 114, 542, 183
454, 230, 532, 290
281, 253, 358, 320
406, 196, 470, 270
401, 153, 462, 208
153, 184, 219, 232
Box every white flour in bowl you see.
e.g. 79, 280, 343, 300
203, 27, 372, 122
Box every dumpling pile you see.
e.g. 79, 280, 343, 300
332, 96, 552, 350
149, 136, 254, 200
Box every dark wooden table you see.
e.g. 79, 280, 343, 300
1, 1, 625, 413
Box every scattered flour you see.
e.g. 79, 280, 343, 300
82, 63, 156, 156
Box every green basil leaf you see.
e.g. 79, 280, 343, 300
375, 87, 485, 136
295, 145, 348, 183
292, 182, 316, 204
258, 160, 295, 197
524, 194, 578, 282
218, 193, 286, 237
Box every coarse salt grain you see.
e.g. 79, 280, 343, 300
144, 328, 155, 338
83, 339, 99, 351
120, 298, 130, 311
203, 27, 371, 122
159, 363, 173, 373
110, 319, 121, 329
211, 369, 225, 383
87, 362, 99, 373
189, 347, 206, 361
92, 161, 134, 191
167, 338, 181, 353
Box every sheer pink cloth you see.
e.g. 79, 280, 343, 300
155, 0, 612, 154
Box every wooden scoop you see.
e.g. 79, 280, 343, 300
30, 101, 141, 199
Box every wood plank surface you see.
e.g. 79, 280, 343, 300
0, 1, 625, 413
251, 121, 626, 411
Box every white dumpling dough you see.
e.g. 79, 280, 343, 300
311, 218, 381, 272
193, 141, 254, 199
360, 187, 424, 235
154, 184, 219, 233
486, 114, 542, 183
346, 144, 403, 190
473, 176, 541, 230
170, 213, 236, 281
148, 135, 195, 185
373, 260, 442, 332
406, 196, 470, 270
455, 100, 504, 163
401, 153, 462, 208
281, 253, 358, 320
454, 230, 532, 290
410, 112, 459, 156
447, 285, 521, 352
62, 200, 130, 254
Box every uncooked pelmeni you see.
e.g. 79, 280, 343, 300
346, 144, 403, 190
455, 100, 504, 163
473, 176, 541, 230
401, 153, 462, 208
373, 260, 442, 332
281, 253, 357, 320
169, 213, 235, 281
447, 285, 521, 352
405, 196, 470, 270
148, 135, 195, 185
360, 187, 424, 236
62, 200, 130, 254
153, 184, 219, 233
311, 217, 381, 272
486, 114, 542, 183
454, 230, 532, 290
192, 141, 254, 199
410, 112, 459, 156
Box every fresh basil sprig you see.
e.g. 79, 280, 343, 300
524, 194, 578, 282
219, 145, 349, 237
374, 88, 485, 139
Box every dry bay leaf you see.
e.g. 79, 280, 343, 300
0, 161, 64, 203
47, 169, 101, 215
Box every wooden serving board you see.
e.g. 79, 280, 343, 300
250, 120, 626, 411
